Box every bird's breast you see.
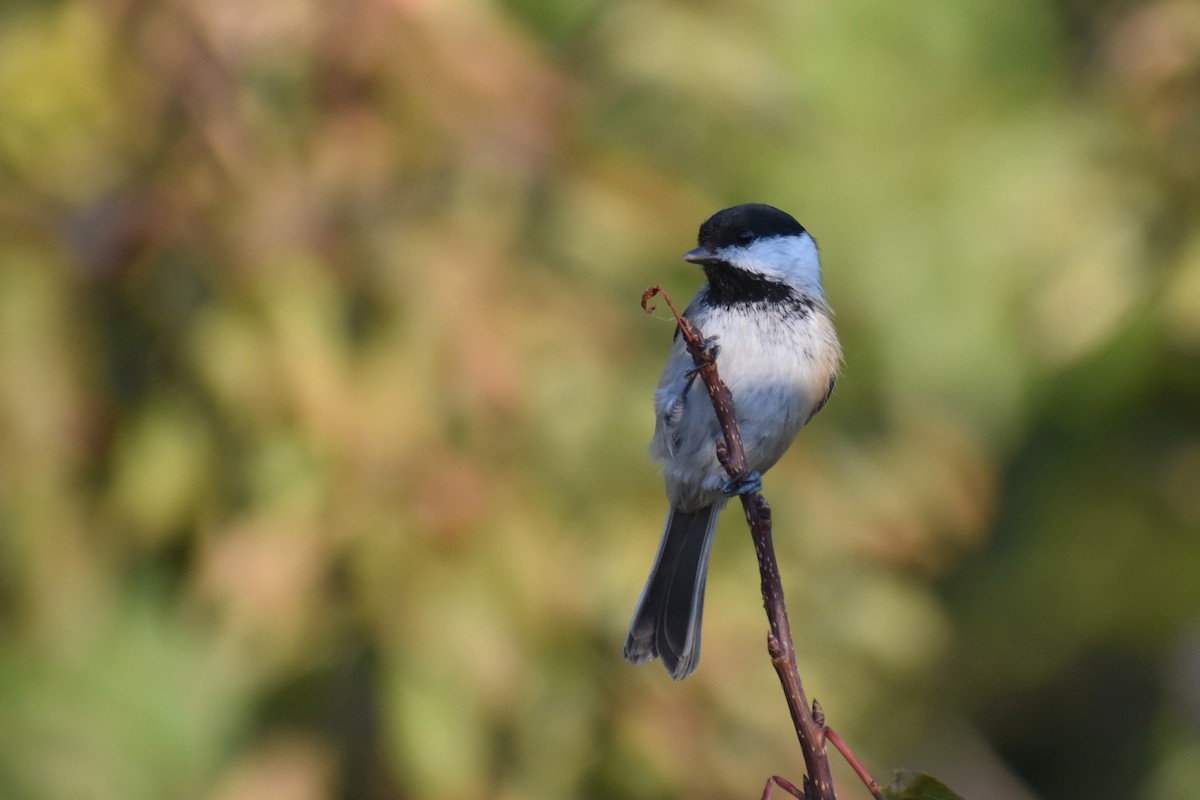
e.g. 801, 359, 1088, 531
695, 304, 839, 469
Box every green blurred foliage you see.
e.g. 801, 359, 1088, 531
0, 0, 1198, 799
884, 772, 966, 800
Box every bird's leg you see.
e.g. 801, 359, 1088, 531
663, 372, 699, 430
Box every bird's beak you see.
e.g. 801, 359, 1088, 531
683, 247, 719, 265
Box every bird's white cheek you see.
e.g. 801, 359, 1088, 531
725, 236, 825, 296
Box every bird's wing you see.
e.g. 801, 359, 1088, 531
651, 332, 698, 461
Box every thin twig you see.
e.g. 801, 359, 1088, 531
825, 728, 885, 800
643, 285, 837, 800
763, 774, 807, 800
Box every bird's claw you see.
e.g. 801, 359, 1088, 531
722, 471, 763, 497
686, 336, 721, 378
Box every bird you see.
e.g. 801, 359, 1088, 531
623, 203, 841, 680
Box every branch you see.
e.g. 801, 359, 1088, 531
827, 727, 885, 800
763, 774, 807, 800
642, 285, 837, 800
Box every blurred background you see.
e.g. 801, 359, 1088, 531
1, 0, 1199, 798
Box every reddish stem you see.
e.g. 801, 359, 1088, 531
763, 774, 807, 800
826, 728, 885, 800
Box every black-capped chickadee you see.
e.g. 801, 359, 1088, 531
624, 203, 841, 680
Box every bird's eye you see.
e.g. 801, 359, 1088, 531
734, 229, 755, 245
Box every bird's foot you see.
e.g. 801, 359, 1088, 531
686, 336, 721, 378
722, 471, 762, 497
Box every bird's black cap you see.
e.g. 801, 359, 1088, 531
696, 203, 806, 251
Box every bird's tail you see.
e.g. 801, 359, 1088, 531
623, 504, 722, 680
